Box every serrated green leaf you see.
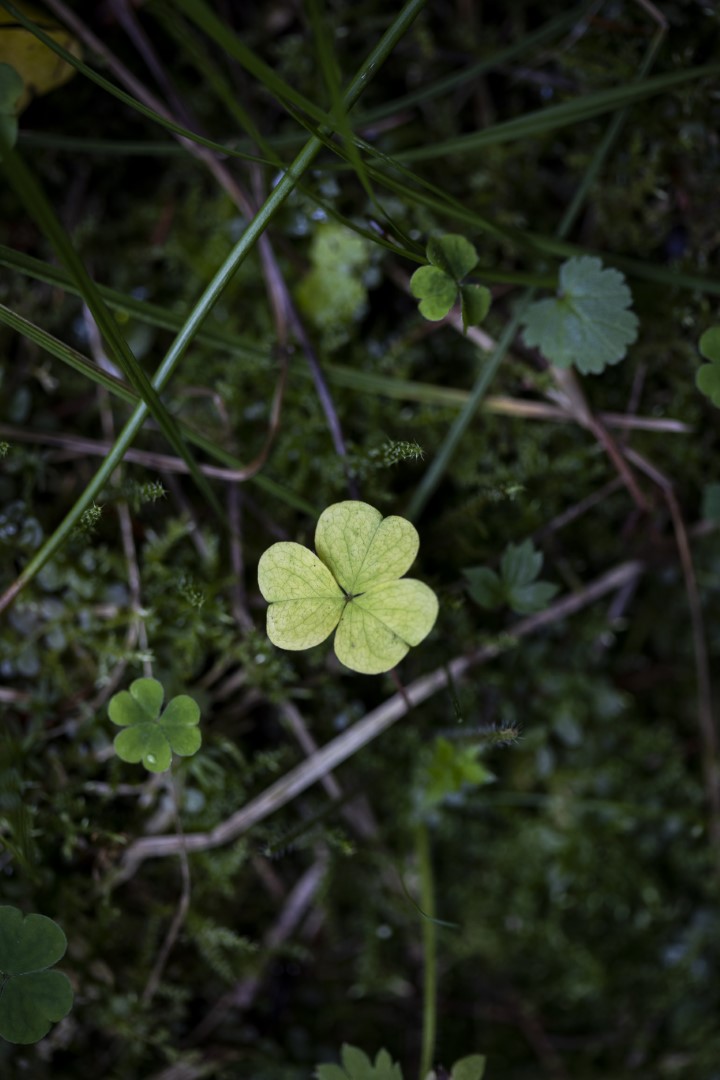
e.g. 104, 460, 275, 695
699, 326, 720, 362
259, 502, 438, 674
409, 265, 457, 320
0, 907, 73, 1044
463, 567, 504, 610
426, 234, 478, 281
500, 539, 542, 588
451, 1054, 487, 1080
506, 580, 559, 615
316, 1044, 403, 1080
460, 283, 491, 330
521, 256, 638, 374
423, 737, 492, 810
108, 678, 202, 772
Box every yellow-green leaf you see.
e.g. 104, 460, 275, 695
258, 541, 344, 650
315, 500, 419, 595
334, 579, 439, 674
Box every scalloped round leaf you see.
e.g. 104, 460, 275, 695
409, 265, 457, 320
259, 541, 344, 649
159, 695, 202, 757
460, 283, 491, 330
129, 676, 164, 717
113, 723, 172, 773
0, 969, 73, 1044
426, 234, 478, 281
696, 360, 720, 407
699, 327, 720, 362
334, 579, 438, 674
315, 501, 420, 595
522, 256, 638, 374
108, 678, 164, 727
0, 908, 66, 975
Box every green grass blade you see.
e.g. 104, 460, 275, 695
0, 138, 224, 520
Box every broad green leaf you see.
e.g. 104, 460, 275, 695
0, 907, 73, 1044
451, 1055, 487, 1080
427, 234, 478, 281
521, 256, 638, 374
259, 502, 438, 674
108, 678, 202, 772
409, 265, 457, 320
315, 1043, 403, 1079
697, 328, 720, 407
315, 501, 419, 594
258, 541, 344, 650
463, 566, 504, 610
0, 64, 23, 150
460, 283, 491, 330
500, 539, 542, 588
334, 579, 439, 675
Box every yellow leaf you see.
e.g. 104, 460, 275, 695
0, 3, 81, 111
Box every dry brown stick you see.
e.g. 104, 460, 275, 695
107, 559, 643, 888
624, 446, 720, 847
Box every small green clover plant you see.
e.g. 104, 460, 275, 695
315, 1045, 486, 1080
0, 906, 73, 1044
108, 677, 201, 772
410, 234, 491, 330
464, 538, 558, 615
258, 501, 438, 675
696, 327, 720, 407
521, 256, 638, 374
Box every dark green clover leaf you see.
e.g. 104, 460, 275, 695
521, 256, 638, 374
0, 906, 73, 1044
464, 539, 558, 616
108, 677, 201, 772
316, 1043, 403, 1080
410, 234, 491, 330
696, 327, 720, 407
0, 64, 24, 151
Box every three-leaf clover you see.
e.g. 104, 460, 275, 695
108, 677, 201, 772
410, 234, 491, 330
0, 906, 73, 1044
521, 256, 638, 374
258, 501, 438, 675
464, 539, 558, 615
316, 1044, 403, 1080
696, 327, 720, 407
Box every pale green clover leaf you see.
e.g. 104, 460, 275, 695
522, 256, 638, 374
316, 1044, 403, 1080
258, 501, 438, 675
108, 677, 201, 772
410, 234, 491, 330
696, 327, 720, 407
0, 906, 73, 1045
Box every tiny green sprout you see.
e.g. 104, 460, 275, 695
521, 256, 638, 374
108, 677, 201, 772
464, 538, 558, 615
696, 327, 720, 407
258, 501, 438, 675
410, 234, 491, 331
0, 906, 73, 1045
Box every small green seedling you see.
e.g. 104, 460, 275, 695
108, 677, 201, 772
258, 501, 438, 675
410, 234, 491, 331
315, 1044, 486, 1080
0, 906, 73, 1045
0, 63, 24, 151
464, 538, 558, 615
420, 737, 493, 816
696, 327, 720, 407
521, 255, 638, 374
